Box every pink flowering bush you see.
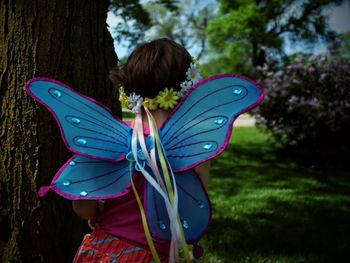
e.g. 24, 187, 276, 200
254, 53, 350, 161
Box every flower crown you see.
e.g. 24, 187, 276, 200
119, 60, 202, 113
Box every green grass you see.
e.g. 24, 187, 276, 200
197, 127, 350, 263
122, 110, 133, 120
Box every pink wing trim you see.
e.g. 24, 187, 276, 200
39, 154, 134, 200
161, 74, 264, 172
24, 77, 129, 162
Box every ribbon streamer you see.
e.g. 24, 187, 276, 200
130, 107, 191, 263
131, 111, 179, 262
145, 108, 191, 263
129, 162, 161, 263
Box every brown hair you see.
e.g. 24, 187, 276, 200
110, 38, 192, 98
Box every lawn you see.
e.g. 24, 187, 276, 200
198, 127, 350, 263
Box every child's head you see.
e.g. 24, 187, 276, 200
111, 38, 192, 98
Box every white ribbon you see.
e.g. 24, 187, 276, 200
131, 108, 182, 263
144, 108, 182, 262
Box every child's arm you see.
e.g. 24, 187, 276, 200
72, 200, 100, 220
194, 161, 211, 191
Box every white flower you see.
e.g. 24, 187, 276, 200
131, 99, 143, 114
127, 92, 142, 109
176, 90, 183, 98
128, 93, 143, 114
177, 89, 187, 98
186, 63, 202, 84
177, 80, 192, 97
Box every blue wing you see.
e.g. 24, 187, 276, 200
145, 169, 210, 242
25, 78, 131, 161
40, 155, 133, 200
160, 74, 263, 171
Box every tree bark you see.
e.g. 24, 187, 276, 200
0, 0, 119, 262
251, 41, 266, 67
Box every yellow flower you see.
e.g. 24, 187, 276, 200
143, 97, 158, 110
155, 88, 179, 110
120, 95, 129, 108
119, 90, 129, 108
118, 87, 130, 108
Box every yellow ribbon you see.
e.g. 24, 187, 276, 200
146, 108, 191, 263
129, 162, 162, 263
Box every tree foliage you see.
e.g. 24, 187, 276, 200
206, 0, 344, 74
110, 0, 152, 47
144, 0, 215, 59
109, 0, 179, 49
331, 32, 350, 58
109, 0, 214, 59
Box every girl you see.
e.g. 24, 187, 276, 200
72, 38, 210, 263
25, 37, 262, 263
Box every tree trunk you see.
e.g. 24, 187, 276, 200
0, 1, 118, 262
251, 41, 266, 67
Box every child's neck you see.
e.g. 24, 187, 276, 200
141, 109, 170, 130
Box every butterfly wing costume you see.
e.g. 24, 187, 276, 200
25, 75, 263, 254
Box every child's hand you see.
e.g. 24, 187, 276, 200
72, 200, 99, 220
88, 219, 100, 230
87, 200, 105, 230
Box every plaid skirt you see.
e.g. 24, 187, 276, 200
73, 228, 168, 263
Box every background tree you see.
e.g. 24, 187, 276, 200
330, 32, 350, 58
109, 0, 152, 48
109, 0, 178, 50
144, 0, 215, 60
0, 1, 118, 262
205, 0, 344, 74
109, 0, 214, 60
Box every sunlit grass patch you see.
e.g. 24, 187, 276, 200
198, 127, 350, 263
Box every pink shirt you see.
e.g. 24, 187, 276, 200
96, 121, 170, 256
97, 175, 170, 256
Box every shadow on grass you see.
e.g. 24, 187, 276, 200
202, 199, 350, 263
200, 128, 350, 263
